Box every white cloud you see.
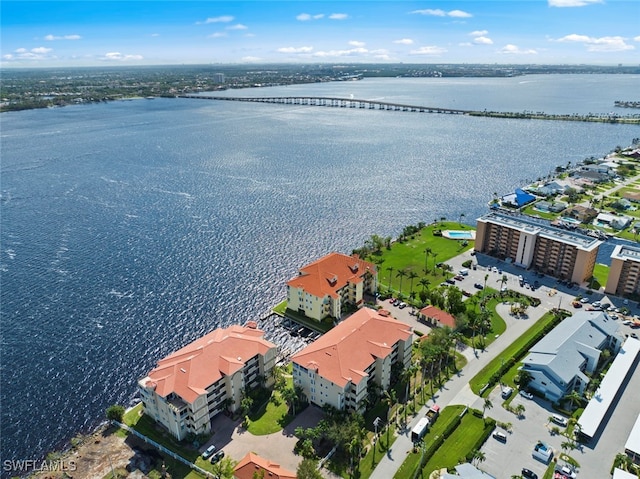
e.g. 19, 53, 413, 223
241, 56, 262, 62
349, 40, 366, 47
207, 32, 228, 38
227, 24, 248, 30
198, 16, 234, 24
2, 46, 56, 61
557, 34, 634, 52
474, 36, 493, 45
101, 52, 144, 61
44, 34, 81, 41
448, 10, 473, 18
470, 30, 488, 36
548, 0, 602, 7
329, 13, 348, 20
394, 38, 414, 45
499, 44, 538, 54
410, 46, 447, 55
277, 46, 314, 53
411, 9, 472, 18
313, 47, 368, 57
459, 42, 473, 47
151, 33, 160, 37
296, 13, 324, 21
635, 36, 640, 42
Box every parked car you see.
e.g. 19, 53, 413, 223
398, 302, 407, 309
388, 298, 396, 304
501, 386, 513, 399
202, 445, 216, 459
580, 297, 589, 304
551, 414, 568, 427
493, 431, 507, 442
210, 450, 225, 464
462, 290, 472, 297
453, 275, 464, 281
522, 468, 538, 479
631, 332, 638, 339
519, 390, 534, 400
474, 283, 484, 289
446, 278, 456, 285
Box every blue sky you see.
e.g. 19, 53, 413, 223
1, 1, 639, 67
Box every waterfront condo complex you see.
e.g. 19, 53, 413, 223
286, 252, 378, 321
291, 307, 412, 413
606, 244, 640, 298
475, 211, 601, 284
138, 324, 277, 440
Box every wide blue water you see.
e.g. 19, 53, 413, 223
1, 74, 638, 464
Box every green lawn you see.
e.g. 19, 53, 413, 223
421, 412, 488, 476
272, 300, 287, 316
592, 263, 610, 291
367, 222, 474, 298
470, 311, 558, 395
246, 390, 293, 435
394, 405, 465, 479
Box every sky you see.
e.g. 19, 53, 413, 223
1, 0, 639, 68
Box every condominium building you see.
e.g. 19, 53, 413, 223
291, 307, 412, 413
286, 252, 377, 321
475, 211, 601, 283
138, 324, 277, 440
605, 244, 640, 298
520, 311, 621, 402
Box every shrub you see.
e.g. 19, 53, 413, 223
106, 404, 125, 422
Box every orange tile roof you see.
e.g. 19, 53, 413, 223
142, 325, 275, 404
233, 452, 297, 479
286, 252, 376, 299
291, 308, 412, 388
419, 305, 456, 329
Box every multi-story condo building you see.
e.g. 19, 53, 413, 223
605, 244, 640, 298
286, 252, 377, 321
520, 311, 621, 402
475, 211, 601, 283
138, 324, 277, 440
291, 307, 412, 413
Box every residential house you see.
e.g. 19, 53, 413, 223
605, 244, 640, 297
418, 305, 456, 329
475, 211, 601, 283
519, 311, 622, 402
138, 324, 277, 440
562, 205, 598, 223
622, 191, 640, 204
291, 307, 412, 413
535, 181, 566, 197
286, 252, 377, 321
442, 463, 496, 479
233, 452, 296, 479
535, 200, 568, 214
500, 188, 536, 208
595, 212, 631, 230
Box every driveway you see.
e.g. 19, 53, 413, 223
208, 406, 327, 474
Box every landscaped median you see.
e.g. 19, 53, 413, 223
469, 310, 567, 396
394, 405, 495, 478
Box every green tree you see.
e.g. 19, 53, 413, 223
471, 449, 486, 466
106, 404, 125, 422
482, 398, 493, 418
210, 456, 237, 479
386, 266, 394, 292
563, 389, 583, 410
407, 270, 419, 298
383, 389, 397, 447
396, 269, 407, 297
297, 458, 323, 479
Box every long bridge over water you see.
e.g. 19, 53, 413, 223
181, 95, 471, 115
180, 94, 640, 124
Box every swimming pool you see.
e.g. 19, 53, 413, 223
443, 230, 476, 240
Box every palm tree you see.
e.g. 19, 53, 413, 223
482, 398, 493, 418
514, 403, 525, 418
499, 274, 508, 291
419, 277, 430, 292
282, 387, 298, 416
407, 271, 418, 298
383, 389, 397, 447
396, 269, 407, 297
424, 247, 432, 274
483, 273, 489, 291
386, 266, 394, 293
471, 449, 486, 466
564, 389, 583, 411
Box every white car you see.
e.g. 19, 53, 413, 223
623, 320, 633, 326
580, 297, 589, 304
551, 414, 568, 427
519, 390, 534, 399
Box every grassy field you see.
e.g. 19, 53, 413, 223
366, 222, 475, 297
469, 311, 558, 395
592, 263, 610, 291
421, 411, 488, 476
246, 390, 293, 435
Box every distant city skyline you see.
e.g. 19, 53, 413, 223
1, 0, 639, 68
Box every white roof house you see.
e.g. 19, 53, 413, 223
625, 413, 640, 463
595, 213, 632, 230
520, 311, 622, 402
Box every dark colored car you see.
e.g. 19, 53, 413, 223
210, 450, 225, 464
522, 468, 538, 479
